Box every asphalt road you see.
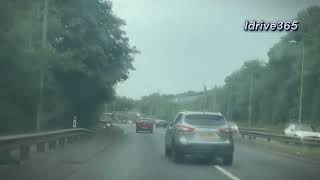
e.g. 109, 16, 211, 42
62, 124, 320, 180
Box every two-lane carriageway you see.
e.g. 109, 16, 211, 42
64, 124, 320, 180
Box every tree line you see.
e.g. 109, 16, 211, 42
0, 0, 137, 133
136, 6, 320, 128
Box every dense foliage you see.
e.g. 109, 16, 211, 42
137, 6, 320, 128
0, 0, 137, 133
105, 96, 136, 112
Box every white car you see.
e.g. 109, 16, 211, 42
228, 122, 239, 133
284, 123, 320, 139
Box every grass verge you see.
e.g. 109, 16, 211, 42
235, 134, 320, 163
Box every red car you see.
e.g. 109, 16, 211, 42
136, 118, 153, 133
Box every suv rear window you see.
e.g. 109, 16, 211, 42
184, 114, 226, 126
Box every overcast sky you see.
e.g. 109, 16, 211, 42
112, 0, 319, 99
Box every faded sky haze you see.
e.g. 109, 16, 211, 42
112, 0, 319, 99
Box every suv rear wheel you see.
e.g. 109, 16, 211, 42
222, 154, 233, 166
171, 143, 184, 163
165, 145, 171, 157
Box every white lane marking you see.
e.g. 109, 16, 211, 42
214, 165, 240, 180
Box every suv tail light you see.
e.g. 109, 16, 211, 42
177, 125, 194, 132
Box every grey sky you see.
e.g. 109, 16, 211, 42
112, 0, 319, 99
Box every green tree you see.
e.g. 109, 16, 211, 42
0, 0, 137, 133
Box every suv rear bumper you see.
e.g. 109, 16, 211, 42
175, 143, 234, 155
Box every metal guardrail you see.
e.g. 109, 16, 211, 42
238, 127, 270, 133
238, 128, 320, 146
0, 128, 94, 162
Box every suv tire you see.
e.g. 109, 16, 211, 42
171, 143, 184, 163
165, 145, 171, 157
222, 154, 233, 166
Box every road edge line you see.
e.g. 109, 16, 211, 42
214, 165, 240, 180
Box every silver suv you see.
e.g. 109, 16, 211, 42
165, 111, 234, 165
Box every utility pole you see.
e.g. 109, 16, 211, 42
42, 0, 49, 48
298, 41, 305, 124
248, 74, 253, 128
289, 40, 305, 124
203, 85, 207, 113
213, 87, 216, 112
36, 0, 49, 131
226, 93, 231, 120
207, 85, 218, 113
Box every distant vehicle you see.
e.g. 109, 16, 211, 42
128, 120, 134, 124
104, 121, 113, 129
156, 121, 168, 128
121, 120, 127, 124
228, 122, 239, 133
284, 123, 320, 139
150, 119, 157, 124
165, 111, 234, 165
136, 118, 153, 133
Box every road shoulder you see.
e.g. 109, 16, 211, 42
235, 135, 320, 165
0, 126, 125, 180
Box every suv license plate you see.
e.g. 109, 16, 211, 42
197, 132, 216, 139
